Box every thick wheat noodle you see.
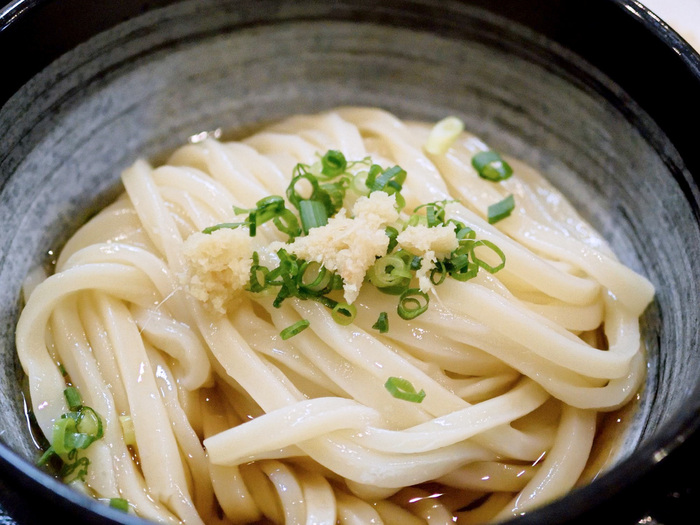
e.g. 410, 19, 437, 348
15, 107, 654, 524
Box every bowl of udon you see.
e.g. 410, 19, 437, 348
1, 0, 699, 523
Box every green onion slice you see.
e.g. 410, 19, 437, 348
430, 261, 448, 285
119, 415, 136, 447
424, 116, 465, 155
397, 288, 430, 320
364, 164, 384, 189
372, 312, 389, 333
384, 377, 426, 403
297, 261, 332, 293
487, 194, 515, 224
39, 398, 105, 482
470, 240, 506, 273
351, 171, 371, 195
64, 387, 82, 411
370, 165, 407, 194
272, 209, 302, 238
109, 498, 130, 512
248, 253, 270, 293
299, 199, 329, 234
60, 454, 90, 482
332, 302, 357, 325
202, 221, 247, 235
203, 194, 301, 239
385, 226, 399, 253
280, 319, 310, 340
472, 151, 513, 182
368, 254, 412, 295
321, 150, 347, 177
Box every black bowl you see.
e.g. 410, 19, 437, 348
1, 1, 699, 524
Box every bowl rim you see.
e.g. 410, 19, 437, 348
1, 0, 699, 523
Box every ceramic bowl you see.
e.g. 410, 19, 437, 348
1, 0, 699, 523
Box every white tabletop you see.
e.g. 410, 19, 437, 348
642, 0, 700, 50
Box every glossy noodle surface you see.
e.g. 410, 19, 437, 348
15, 108, 654, 524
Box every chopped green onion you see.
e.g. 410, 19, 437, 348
203, 194, 301, 239
487, 194, 515, 224
424, 116, 465, 155
321, 150, 347, 177
202, 221, 247, 234
287, 171, 322, 208
272, 209, 302, 238
299, 199, 329, 234
393, 191, 406, 211
472, 151, 513, 182
409, 255, 422, 271
370, 165, 407, 194
75, 406, 103, 439
430, 261, 447, 285
384, 377, 426, 403
253, 195, 286, 223
193, 150, 509, 336
39, 398, 105, 482
364, 164, 384, 189
119, 415, 136, 447
280, 319, 310, 340
60, 455, 90, 482
470, 240, 506, 273
109, 498, 130, 512
351, 171, 371, 195
51, 417, 74, 456
397, 288, 430, 320
332, 303, 357, 325
58, 364, 67, 377
406, 213, 422, 227
384, 226, 399, 253
248, 252, 270, 293
372, 312, 389, 333
298, 261, 331, 293
287, 161, 348, 220
37, 447, 55, 467
320, 180, 348, 213
64, 387, 82, 411
368, 254, 412, 294
449, 260, 479, 281
425, 204, 439, 227
455, 225, 476, 241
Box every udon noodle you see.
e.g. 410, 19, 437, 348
16, 107, 654, 524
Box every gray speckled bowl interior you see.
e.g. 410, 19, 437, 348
1, 0, 699, 523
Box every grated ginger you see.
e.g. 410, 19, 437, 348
181, 228, 253, 313
397, 224, 459, 294
284, 191, 400, 304
396, 224, 458, 259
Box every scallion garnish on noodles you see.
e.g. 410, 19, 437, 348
37, 387, 105, 482
470, 239, 507, 273
397, 288, 430, 320
372, 312, 389, 333
109, 498, 130, 512
424, 116, 465, 155
299, 199, 328, 234
321, 149, 347, 177
203, 194, 302, 239
487, 194, 515, 224
472, 150, 513, 182
63, 386, 82, 410
384, 377, 426, 403
332, 302, 357, 325
196, 150, 507, 333
280, 319, 311, 340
